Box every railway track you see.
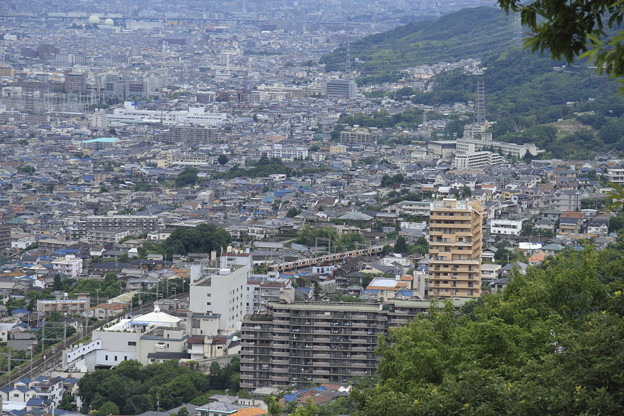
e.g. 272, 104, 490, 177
0, 292, 188, 388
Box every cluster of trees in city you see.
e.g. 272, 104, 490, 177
294, 226, 367, 252
337, 109, 423, 130
348, 241, 624, 415
157, 223, 232, 259
175, 168, 201, 187
77, 358, 240, 415
212, 154, 328, 181
321, 7, 514, 83
3, 273, 123, 313
393, 235, 428, 256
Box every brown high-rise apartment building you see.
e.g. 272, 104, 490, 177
429, 199, 483, 298
239, 300, 466, 390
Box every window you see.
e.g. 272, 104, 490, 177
128, 341, 136, 346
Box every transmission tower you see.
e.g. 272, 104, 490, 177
345, 40, 352, 74
475, 79, 485, 125
513, 14, 523, 45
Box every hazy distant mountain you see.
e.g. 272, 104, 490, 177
320, 6, 515, 84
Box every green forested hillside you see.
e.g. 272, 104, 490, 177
396, 47, 623, 159
320, 7, 514, 84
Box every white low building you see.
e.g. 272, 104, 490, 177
76, 307, 188, 371
108, 102, 227, 127
490, 219, 524, 236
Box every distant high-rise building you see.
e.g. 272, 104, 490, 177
36, 43, 59, 58
104, 75, 147, 98
429, 199, 483, 298
0, 221, 10, 250
167, 126, 221, 146
64, 72, 86, 94
326, 79, 357, 99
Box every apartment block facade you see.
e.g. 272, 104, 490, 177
429, 199, 483, 298
239, 300, 453, 390
340, 127, 380, 145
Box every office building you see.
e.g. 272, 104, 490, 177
429, 199, 483, 298
326, 79, 357, 99
63, 72, 86, 94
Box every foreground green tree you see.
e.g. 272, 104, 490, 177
351, 246, 624, 415
497, 0, 624, 81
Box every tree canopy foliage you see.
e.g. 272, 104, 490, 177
175, 168, 199, 187
161, 223, 231, 259
294, 226, 366, 252
321, 7, 514, 81
78, 359, 240, 415
497, 0, 624, 82
338, 109, 423, 130
351, 243, 624, 415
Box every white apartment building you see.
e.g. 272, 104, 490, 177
189, 255, 251, 332
607, 166, 624, 184
396, 200, 432, 217
453, 151, 506, 169
165, 153, 212, 166
270, 144, 308, 160
51, 254, 83, 278
490, 219, 525, 236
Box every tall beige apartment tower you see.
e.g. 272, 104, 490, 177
429, 199, 483, 298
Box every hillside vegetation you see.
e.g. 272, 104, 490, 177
321, 7, 514, 84
394, 47, 623, 159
